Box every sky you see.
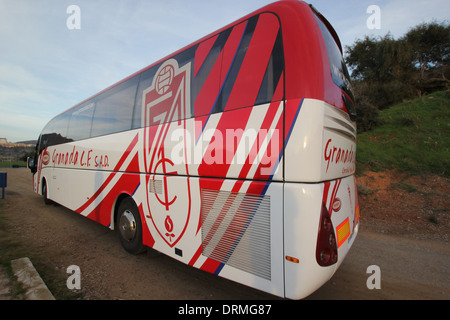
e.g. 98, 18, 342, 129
0, 0, 448, 142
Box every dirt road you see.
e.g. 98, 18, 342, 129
0, 168, 449, 300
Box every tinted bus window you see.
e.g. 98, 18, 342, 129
40, 112, 72, 149
315, 16, 353, 100
134, 48, 195, 128
91, 76, 139, 137
192, 34, 223, 117
193, 13, 283, 117
255, 29, 284, 105
218, 13, 283, 112
67, 102, 95, 141
133, 68, 155, 129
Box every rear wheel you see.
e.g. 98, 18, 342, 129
116, 197, 145, 255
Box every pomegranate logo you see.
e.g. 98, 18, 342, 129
41, 149, 50, 165
142, 59, 192, 247
332, 197, 342, 212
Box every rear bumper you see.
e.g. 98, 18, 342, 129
284, 175, 359, 299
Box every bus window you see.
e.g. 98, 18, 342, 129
133, 67, 156, 129
91, 76, 139, 137
214, 19, 254, 113
255, 30, 284, 105
194, 13, 283, 116
193, 34, 223, 117
40, 112, 72, 149
67, 102, 95, 141
315, 15, 354, 102
134, 48, 195, 128
221, 13, 282, 111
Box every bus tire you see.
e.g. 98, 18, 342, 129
42, 180, 52, 205
116, 197, 145, 255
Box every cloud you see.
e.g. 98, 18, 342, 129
0, 111, 47, 142
381, 0, 449, 35
330, 0, 450, 49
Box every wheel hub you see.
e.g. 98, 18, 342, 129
119, 210, 137, 242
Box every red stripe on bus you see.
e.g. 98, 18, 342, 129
194, 45, 222, 117
86, 153, 140, 226
258, 106, 284, 178
224, 13, 279, 112
219, 21, 247, 87
197, 106, 253, 179
329, 179, 341, 215
188, 246, 202, 266
200, 257, 222, 274
194, 34, 218, 77
323, 181, 331, 205
76, 133, 139, 214
237, 103, 280, 180
194, 22, 247, 118
237, 74, 283, 180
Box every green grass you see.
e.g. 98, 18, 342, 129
0, 161, 27, 168
357, 90, 450, 177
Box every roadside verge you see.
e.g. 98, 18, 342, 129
11, 257, 55, 300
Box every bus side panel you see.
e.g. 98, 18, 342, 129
284, 175, 359, 299
139, 175, 285, 298
37, 130, 141, 226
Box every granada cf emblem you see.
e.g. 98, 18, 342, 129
142, 59, 192, 247
41, 149, 50, 165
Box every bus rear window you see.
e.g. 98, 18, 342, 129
315, 15, 354, 101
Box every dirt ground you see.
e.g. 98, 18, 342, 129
357, 170, 450, 242
0, 168, 449, 300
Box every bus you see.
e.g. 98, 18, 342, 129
28, 0, 359, 299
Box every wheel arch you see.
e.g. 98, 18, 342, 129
40, 176, 47, 196
111, 193, 135, 230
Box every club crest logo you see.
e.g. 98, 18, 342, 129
41, 148, 50, 165
142, 59, 192, 247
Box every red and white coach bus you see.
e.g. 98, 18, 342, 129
28, 0, 359, 299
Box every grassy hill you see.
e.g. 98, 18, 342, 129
357, 90, 450, 177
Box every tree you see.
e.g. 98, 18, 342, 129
345, 34, 415, 109
345, 34, 413, 84
404, 21, 450, 79
403, 21, 450, 95
345, 21, 449, 113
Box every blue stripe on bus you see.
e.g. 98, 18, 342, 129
214, 263, 225, 275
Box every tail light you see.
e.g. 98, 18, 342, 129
316, 202, 338, 266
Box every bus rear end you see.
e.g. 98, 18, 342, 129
283, 99, 359, 299
279, 2, 360, 299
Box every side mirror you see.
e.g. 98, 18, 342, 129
27, 157, 36, 173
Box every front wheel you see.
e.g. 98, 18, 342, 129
42, 180, 52, 205
116, 197, 145, 255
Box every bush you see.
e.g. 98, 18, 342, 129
355, 95, 383, 133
